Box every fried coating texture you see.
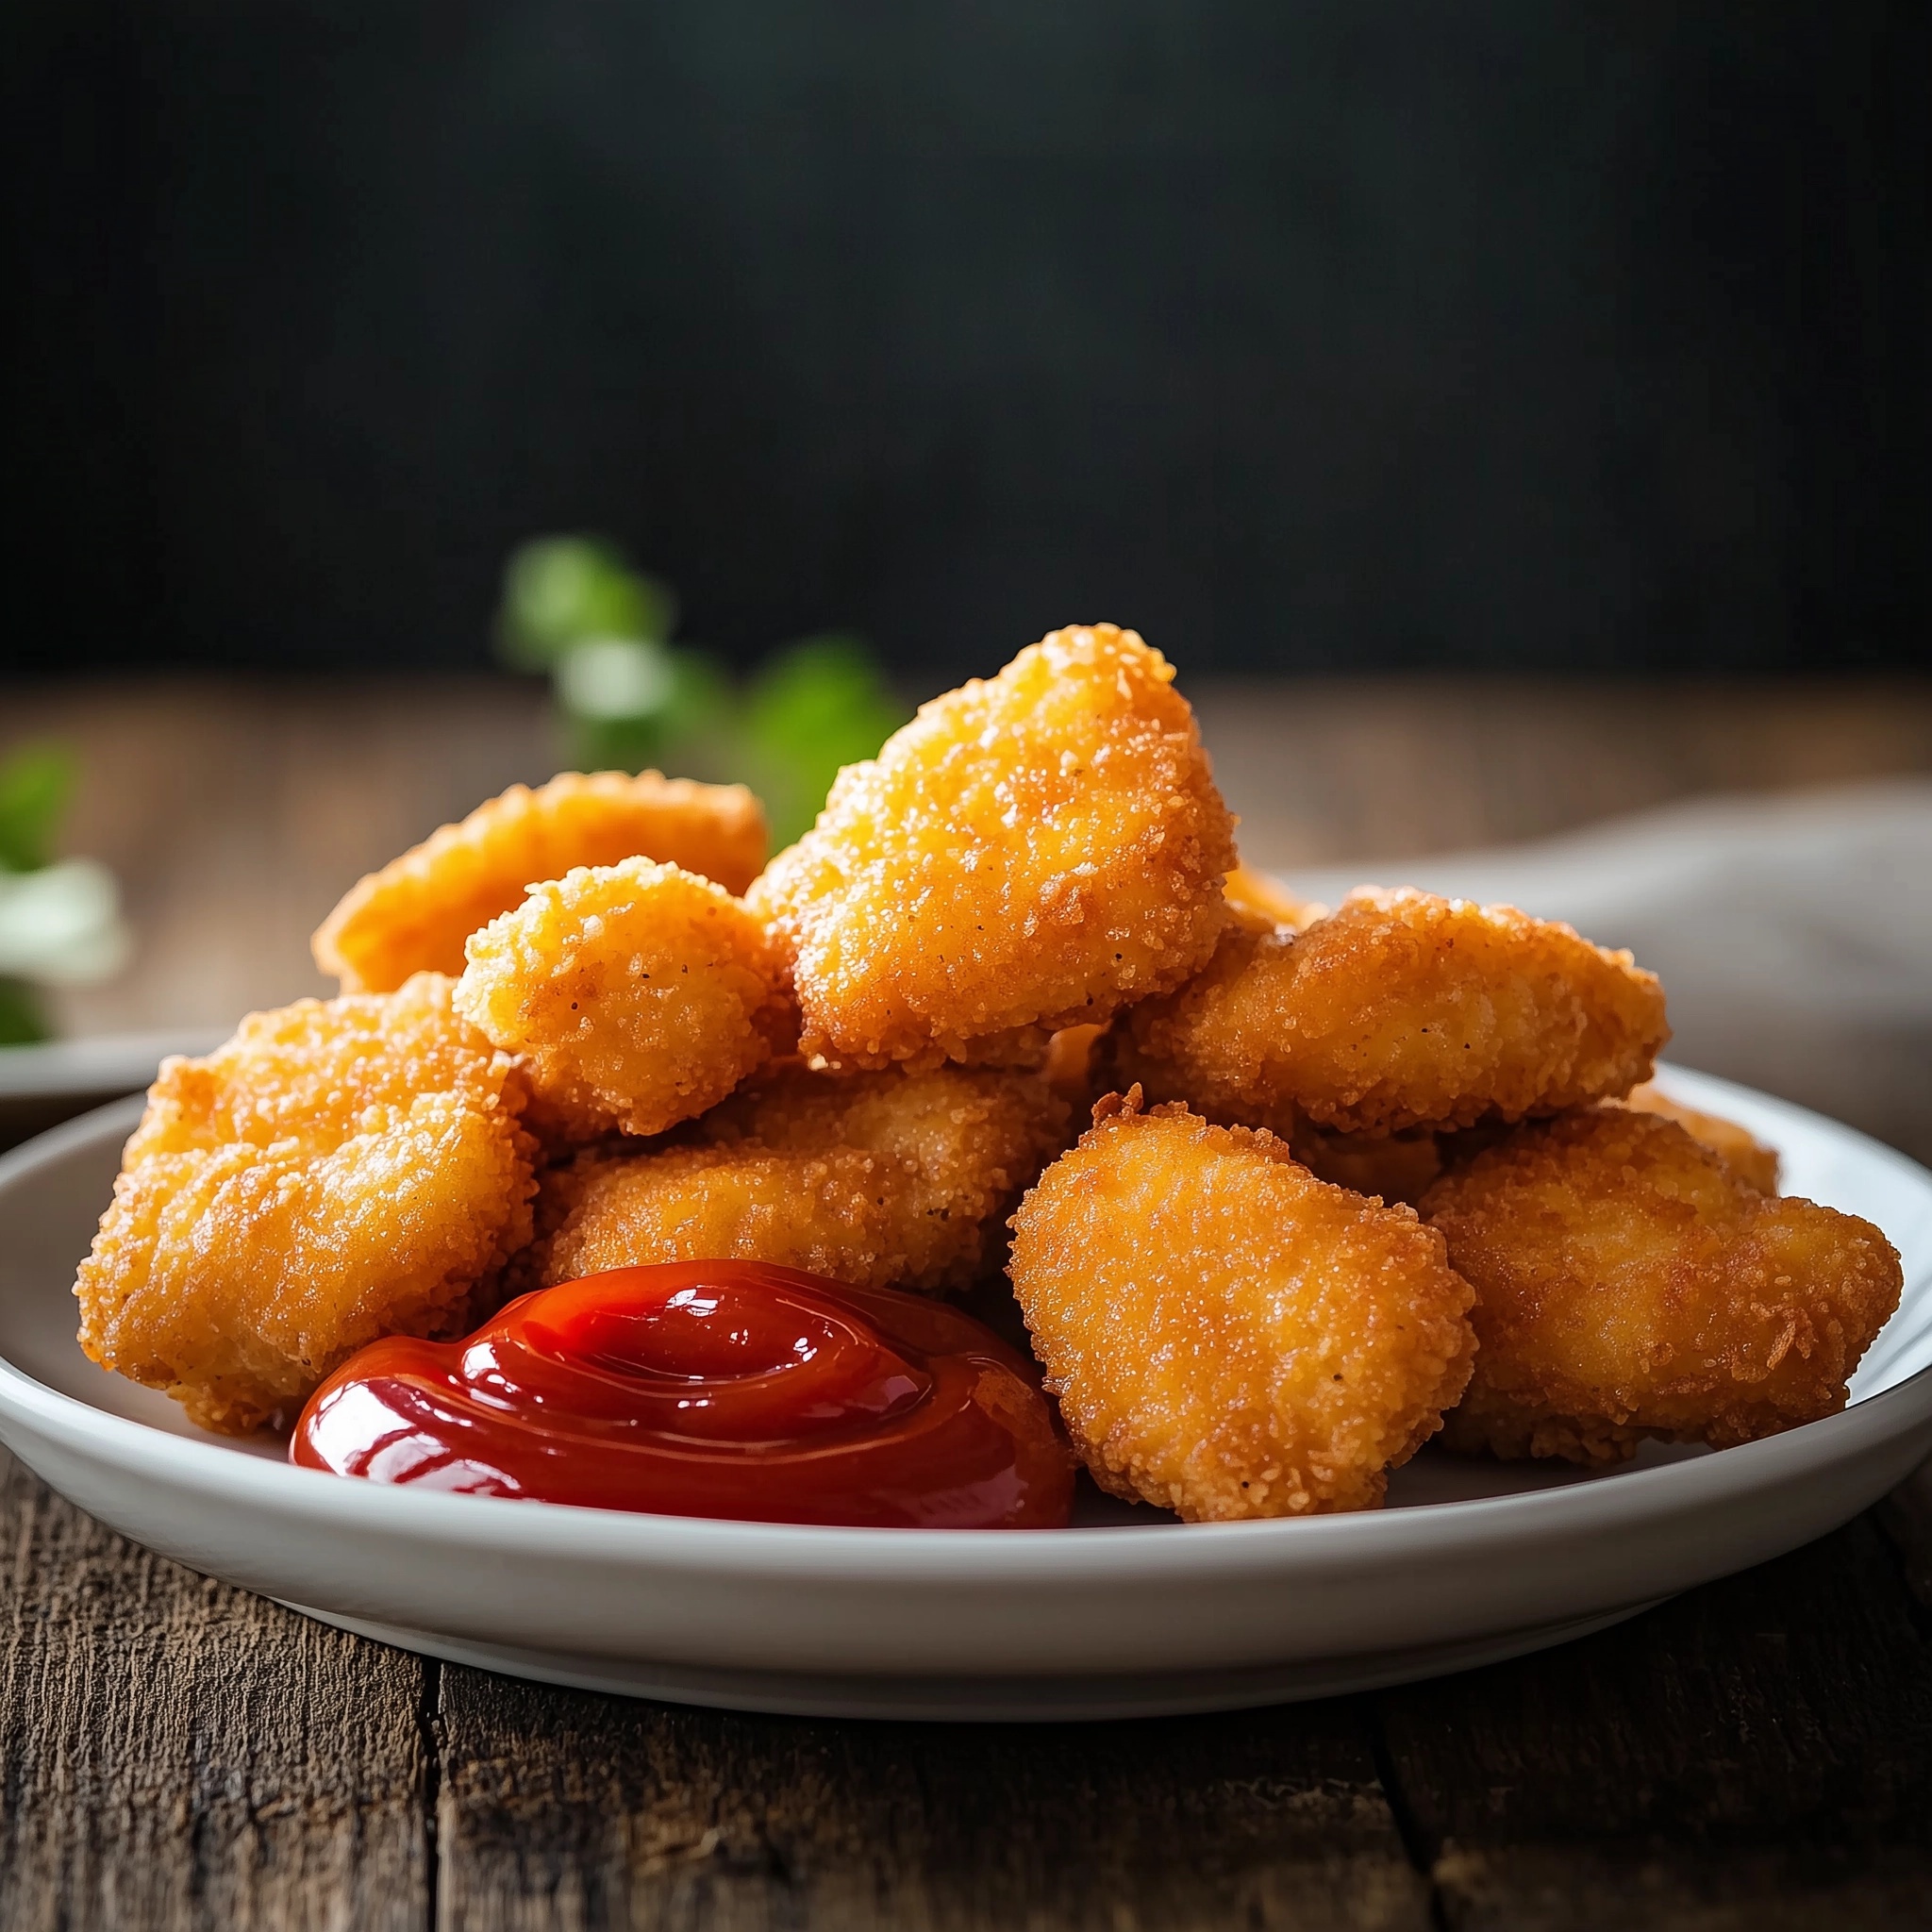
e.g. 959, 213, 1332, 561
75, 974, 536, 1435
540, 1060, 1071, 1292
1114, 887, 1668, 1137
751, 625, 1236, 1069
1422, 1108, 1902, 1462
704, 1059, 1072, 1264
314, 770, 768, 992
1624, 1079, 1779, 1193
1008, 1097, 1476, 1519
454, 858, 791, 1142
540, 1143, 906, 1289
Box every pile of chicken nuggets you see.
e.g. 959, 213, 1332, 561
75, 625, 1905, 1517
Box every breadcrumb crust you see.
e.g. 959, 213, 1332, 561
1423, 1108, 1901, 1461
1623, 1080, 1780, 1193
1115, 886, 1669, 1137
1008, 1095, 1476, 1520
314, 770, 767, 992
455, 858, 791, 1141
538, 1060, 1071, 1293
75, 974, 536, 1434
751, 625, 1237, 1068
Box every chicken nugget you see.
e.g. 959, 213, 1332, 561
314, 770, 767, 992
1422, 1108, 1902, 1463
701, 1059, 1072, 1283
1623, 1079, 1779, 1192
1114, 886, 1668, 1137
751, 625, 1236, 1069
540, 1060, 1067, 1291
454, 858, 791, 1142
75, 974, 536, 1435
540, 1143, 925, 1292
1008, 1094, 1475, 1519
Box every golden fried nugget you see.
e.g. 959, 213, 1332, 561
1423, 1108, 1901, 1463
455, 858, 791, 1142
1008, 1095, 1476, 1519
314, 771, 767, 992
537, 1060, 1067, 1293
536, 1141, 893, 1287
1115, 886, 1668, 1137
1224, 863, 1322, 933
539, 1143, 935, 1292
75, 974, 535, 1435
1624, 1079, 1779, 1192
701, 1058, 1072, 1279
541, 1051, 1074, 1291
751, 625, 1236, 1068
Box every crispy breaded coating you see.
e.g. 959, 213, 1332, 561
539, 1060, 1071, 1292
1008, 1096, 1476, 1519
750, 625, 1236, 1069
314, 770, 768, 992
1114, 886, 1668, 1137
75, 974, 535, 1435
1624, 1079, 1779, 1193
1422, 1108, 1902, 1463
539, 1143, 905, 1289
454, 858, 791, 1142
702, 1059, 1072, 1273
1224, 863, 1322, 933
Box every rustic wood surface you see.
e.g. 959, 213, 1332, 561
3, 674, 1932, 1930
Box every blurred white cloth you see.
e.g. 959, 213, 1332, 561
1281, 778, 1932, 1162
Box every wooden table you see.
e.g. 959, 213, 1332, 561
5, 675, 1932, 1930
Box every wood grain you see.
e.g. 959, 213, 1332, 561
0, 1445, 430, 1932
1375, 1518, 1932, 1929
432, 1668, 1427, 1931
1189, 676, 1932, 873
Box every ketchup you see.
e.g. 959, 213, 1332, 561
291, 1261, 1073, 1529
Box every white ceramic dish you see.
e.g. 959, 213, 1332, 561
2, 1067, 1928, 1722
0, 1030, 227, 1101
0, 1030, 225, 1152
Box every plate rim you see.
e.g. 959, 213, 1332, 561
0, 1029, 227, 1099
4, 1070, 1931, 1582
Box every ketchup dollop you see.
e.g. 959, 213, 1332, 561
291, 1261, 1073, 1529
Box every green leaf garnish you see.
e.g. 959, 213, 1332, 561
494, 541, 909, 848
0, 743, 76, 874
495, 537, 678, 671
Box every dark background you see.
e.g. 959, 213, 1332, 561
8, 1, 1927, 684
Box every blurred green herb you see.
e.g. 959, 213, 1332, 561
496, 537, 678, 671
0, 742, 78, 1042
495, 536, 909, 849
740, 635, 911, 850
0, 743, 75, 874
0, 976, 45, 1046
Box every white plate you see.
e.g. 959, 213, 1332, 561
2, 1067, 1929, 1722
0, 1031, 228, 1101
0, 1030, 225, 1152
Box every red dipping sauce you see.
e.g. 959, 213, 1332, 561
291, 1262, 1073, 1529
